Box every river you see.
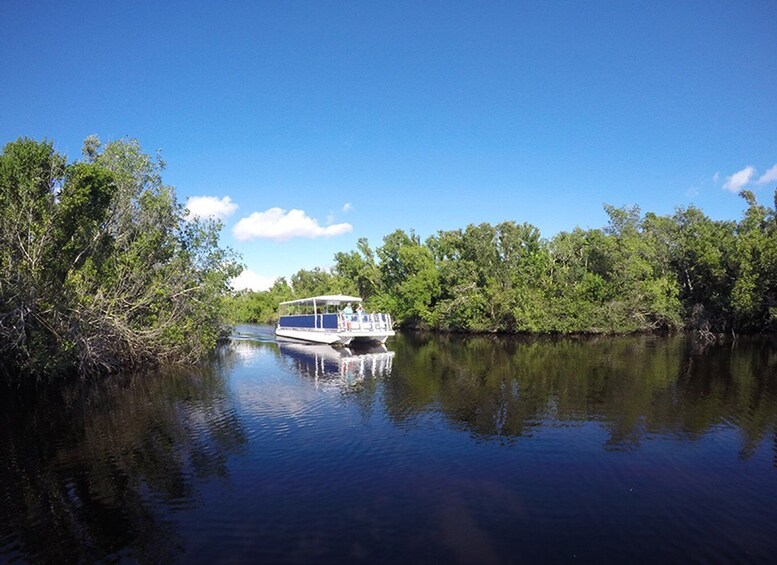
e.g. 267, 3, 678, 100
2, 326, 777, 563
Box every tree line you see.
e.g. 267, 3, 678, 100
3, 134, 773, 377
0, 137, 239, 378
229, 191, 777, 334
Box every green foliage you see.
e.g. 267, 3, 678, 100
333, 238, 381, 300
375, 229, 440, 326
236, 191, 777, 335
730, 189, 777, 330
224, 279, 293, 323
0, 137, 240, 377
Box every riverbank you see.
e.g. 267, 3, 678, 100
228, 190, 777, 337
0, 137, 239, 379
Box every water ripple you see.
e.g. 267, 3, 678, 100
4, 331, 777, 562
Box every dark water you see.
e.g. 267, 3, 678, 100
2, 327, 777, 564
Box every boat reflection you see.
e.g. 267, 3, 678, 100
277, 341, 395, 385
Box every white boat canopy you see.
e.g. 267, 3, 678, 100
279, 295, 362, 307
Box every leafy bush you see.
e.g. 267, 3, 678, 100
0, 137, 240, 377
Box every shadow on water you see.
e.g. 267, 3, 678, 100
0, 354, 246, 564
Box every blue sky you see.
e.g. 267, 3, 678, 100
2, 1, 776, 290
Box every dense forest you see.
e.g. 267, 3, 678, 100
0, 137, 239, 378
229, 190, 777, 335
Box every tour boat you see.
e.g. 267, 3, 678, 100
275, 295, 395, 346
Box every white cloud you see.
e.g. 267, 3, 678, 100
230, 269, 275, 292
723, 166, 756, 192
342, 202, 353, 213
185, 196, 238, 221
712, 171, 720, 183
757, 164, 777, 185
232, 207, 353, 242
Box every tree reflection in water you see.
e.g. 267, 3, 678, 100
2, 332, 777, 563
383, 333, 777, 454
0, 354, 245, 564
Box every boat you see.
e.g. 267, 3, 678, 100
275, 295, 395, 346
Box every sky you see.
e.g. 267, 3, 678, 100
1, 0, 776, 291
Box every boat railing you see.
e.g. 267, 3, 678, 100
338, 312, 393, 332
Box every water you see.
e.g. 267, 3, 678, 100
2, 327, 777, 563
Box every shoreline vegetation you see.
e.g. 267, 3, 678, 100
229, 192, 777, 339
0, 137, 240, 379
3, 136, 776, 379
